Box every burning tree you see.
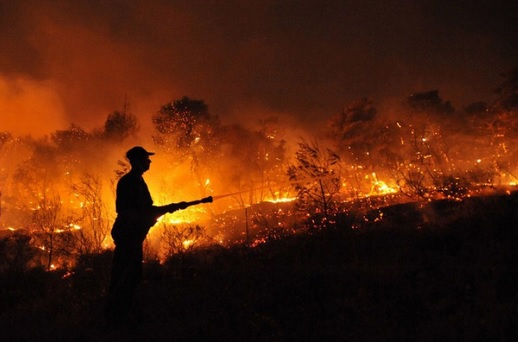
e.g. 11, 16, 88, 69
152, 96, 221, 195
50, 124, 97, 182
217, 118, 288, 207
0, 133, 33, 229
454, 69, 518, 189
6, 124, 122, 269
327, 98, 401, 197
102, 109, 139, 143
487, 67, 518, 183
288, 139, 342, 229
328, 98, 383, 167
392, 122, 449, 199
31, 194, 78, 270
386, 91, 468, 199
252, 117, 289, 201
12, 151, 78, 270
152, 97, 289, 211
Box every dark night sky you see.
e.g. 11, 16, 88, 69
1, 0, 517, 136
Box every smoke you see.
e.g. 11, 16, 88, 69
0, 76, 67, 136
1, 0, 517, 137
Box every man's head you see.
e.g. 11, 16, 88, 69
126, 146, 154, 173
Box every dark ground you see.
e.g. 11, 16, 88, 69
1, 193, 517, 341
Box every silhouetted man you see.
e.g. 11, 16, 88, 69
104, 146, 188, 327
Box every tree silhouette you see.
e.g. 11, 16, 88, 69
407, 90, 455, 118
103, 110, 139, 142
327, 98, 399, 170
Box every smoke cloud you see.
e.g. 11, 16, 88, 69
1, 0, 517, 136
0, 76, 67, 136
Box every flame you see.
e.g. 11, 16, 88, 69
372, 180, 398, 195
266, 197, 297, 203
182, 239, 194, 248
2, 103, 518, 272
156, 207, 206, 226
368, 173, 398, 196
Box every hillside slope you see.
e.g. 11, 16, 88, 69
1, 192, 517, 341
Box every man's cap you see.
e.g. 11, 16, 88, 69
126, 146, 155, 161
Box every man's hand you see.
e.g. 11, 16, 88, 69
167, 202, 188, 213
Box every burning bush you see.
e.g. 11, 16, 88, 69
288, 139, 342, 229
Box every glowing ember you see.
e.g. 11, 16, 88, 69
367, 173, 398, 196
371, 180, 398, 195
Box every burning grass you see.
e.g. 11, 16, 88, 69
1, 191, 517, 340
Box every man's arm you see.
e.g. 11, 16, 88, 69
150, 201, 188, 219
148, 197, 212, 225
